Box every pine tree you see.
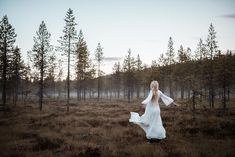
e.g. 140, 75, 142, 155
58, 8, 77, 112
21, 51, 33, 105
206, 23, 218, 108
112, 62, 121, 98
95, 43, 104, 101
30, 21, 52, 111
56, 59, 63, 99
123, 49, 136, 103
158, 53, 167, 92
177, 45, 190, 63
45, 52, 56, 99
158, 53, 166, 66
177, 45, 185, 63
0, 15, 17, 106
75, 30, 91, 101
165, 37, 175, 65
206, 23, 218, 60
10, 46, 25, 106
194, 39, 207, 101
214, 50, 233, 110
176, 45, 187, 99
148, 60, 160, 83
165, 37, 175, 97
186, 48, 192, 61
195, 38, 206, 60
86, 59, 96, 99
135, 54, 143, 98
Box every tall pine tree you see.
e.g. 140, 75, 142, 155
195, 38, 206, 60
95, 43, 104, 101
165, 37, 175, 65
135, 54, 143, 98
30, 21, 52, 111
206, 23, 218, 108
58, 8, 77, 111
10, 46, 25, 106
76, 30, 91, 101
123, 49, 136, 103
176, 45, 187, 100
112, 62, 121, 99
194, 38, 207, 101
0, 15, 17, 106
165, 37, 175, 97
177, 45, 190, 63
45, 52, 56, 99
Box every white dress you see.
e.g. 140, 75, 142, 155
129, 90, 173, 139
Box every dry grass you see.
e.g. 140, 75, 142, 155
0, 99, 235, 157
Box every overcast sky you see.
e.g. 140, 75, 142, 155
0, 0, 235, 75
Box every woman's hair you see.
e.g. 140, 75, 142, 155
150, 80, 159, 102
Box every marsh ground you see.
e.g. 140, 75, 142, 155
0, 99, 234, 157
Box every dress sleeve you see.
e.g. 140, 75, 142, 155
141, 90, 153, 105
159, 90, 173, 106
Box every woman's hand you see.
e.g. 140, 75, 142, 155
173, 102, 180, 107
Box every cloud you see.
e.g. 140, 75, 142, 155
219, 13, 235, 19
103, 57, 122, 62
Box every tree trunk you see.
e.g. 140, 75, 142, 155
222, 79, 226, 110
67, 37, 71, 112
192, 90, 196, 119
2, 39, 7, 106
128, 86, 130, 103
89, 87, 92, 99
181, 85, 184, 100
169, 80, 173, 98
209, 55, 214, 108
83, 86, 86, 101
13, 78, 19, 106
39, 48, 44, 111
187, 88, 190, 100
39, 71, 43, 111
77, 86, 79, 101
137, 84, 140, 98
227, 86, 230, 102
192, 90, 196, 112
211, 86, 214, 108
118, 87, 120, 99
97, 78, 99, 101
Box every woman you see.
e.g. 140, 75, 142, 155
129, 80, 179, 141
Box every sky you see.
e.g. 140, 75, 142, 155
0, 0, 235, 76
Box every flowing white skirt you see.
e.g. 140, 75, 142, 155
129, 104, 166, 139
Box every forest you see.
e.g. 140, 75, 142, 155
0, 8, 235, 157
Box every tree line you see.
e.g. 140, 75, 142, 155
0, 9, 234, 112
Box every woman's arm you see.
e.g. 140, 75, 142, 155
172, 102, 180, 107
159, 90, 174, 106
159, 90, 180, 107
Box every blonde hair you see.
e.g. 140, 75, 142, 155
150, 80, 159, 103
